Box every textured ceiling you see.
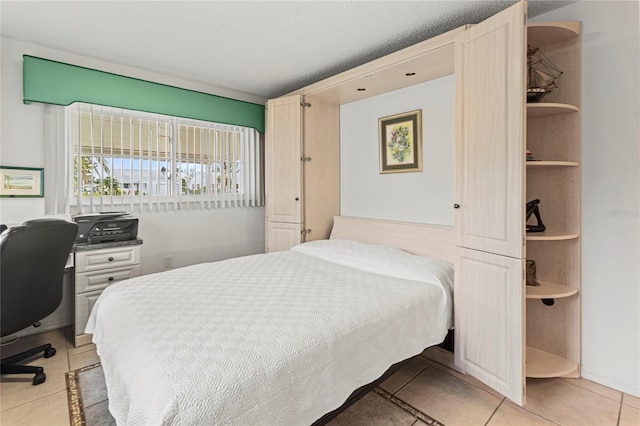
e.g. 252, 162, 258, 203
1, 1, 575, 101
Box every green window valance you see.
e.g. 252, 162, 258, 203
23, 55, 265, 133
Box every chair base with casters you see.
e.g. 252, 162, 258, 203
1, 218, 79, 386
1, 342, 57, 385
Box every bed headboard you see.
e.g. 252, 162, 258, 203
330, 216, 455, 263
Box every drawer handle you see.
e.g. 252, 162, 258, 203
108, 257, 114, 262
108, 277, 114, 281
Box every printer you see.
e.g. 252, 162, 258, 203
72, 212, 138, 245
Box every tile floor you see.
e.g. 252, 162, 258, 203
1, 327, 639, 426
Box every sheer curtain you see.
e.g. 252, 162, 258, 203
44, 105, 70, 215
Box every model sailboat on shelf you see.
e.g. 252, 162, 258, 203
527, 46, 563, 102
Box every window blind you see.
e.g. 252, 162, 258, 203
46, 103, 263, 214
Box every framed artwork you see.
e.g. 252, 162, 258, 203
379, 109, 422, 173
0, 166, 44, 197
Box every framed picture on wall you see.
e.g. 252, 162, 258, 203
0, 166, 44, 197
379, 109, 422, 174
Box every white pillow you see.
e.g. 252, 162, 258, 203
290, 239, 453, 294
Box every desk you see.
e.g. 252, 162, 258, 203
72, 239, 143, 347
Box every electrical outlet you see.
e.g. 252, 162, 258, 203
164, 255, 174, 269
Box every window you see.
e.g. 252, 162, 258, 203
57, 103, 263, 213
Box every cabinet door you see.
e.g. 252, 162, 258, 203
75, 289, 103, 336
266, 94, 304, 224
455, 1, 526, 259
302, 96, 340, 241
265, 221, 302, 253
454, 247, 525, 405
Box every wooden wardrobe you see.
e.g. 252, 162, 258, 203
265, 95, 340, 252
265, 0, 581, 406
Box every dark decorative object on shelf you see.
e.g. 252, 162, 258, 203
527, 259, 555, 305
527, 46, 563, 102
526, 149, 535, 161
526, 199, 546, 233
526, 260, 540, 286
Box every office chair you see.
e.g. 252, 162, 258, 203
1, 218, 78, 385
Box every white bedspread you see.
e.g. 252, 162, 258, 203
86, 239, 453, 426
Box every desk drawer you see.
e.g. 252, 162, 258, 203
75, 289, 103, 336
75, 265, 141, 294
75, 246, 140, 273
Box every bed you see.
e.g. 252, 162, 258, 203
86, 216, 455, 425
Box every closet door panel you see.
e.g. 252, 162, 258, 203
455, 1, 526, 259
302, 97, 340, 241
265, 222, 302, 253
266, 95, 304, 224
454, 247, 525, 405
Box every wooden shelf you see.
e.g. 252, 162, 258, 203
526, 346, 579, 378
528, 22, 580, 47
526, 161, 579, 167
523, 19, 582, 394
526, 231, 579, 241
527, 103, 579, 117
526, 280, 579, 299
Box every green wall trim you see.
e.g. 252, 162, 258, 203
23, 55, 265, 133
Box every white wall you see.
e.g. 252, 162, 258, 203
340, 75, 455, 225
531, 1, 639, 396
0, 37, 266, 335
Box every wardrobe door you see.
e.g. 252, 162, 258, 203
454, 1, 526, 259
454, 0, 527, 405
455, 247, 525, 405
266, 94, 304, 224
302, 96, 340, 242
265, 222, 303, 253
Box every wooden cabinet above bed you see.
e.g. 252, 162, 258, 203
265, 0, 581, 410
265, 24, 466, 253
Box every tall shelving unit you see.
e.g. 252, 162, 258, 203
525, 22, 581, 379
